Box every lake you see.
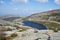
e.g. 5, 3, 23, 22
22, 21, 47, 30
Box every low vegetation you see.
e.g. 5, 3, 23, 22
6, 28, 12, 31
19, 27, 29, 32
37, 21, 60, 32
10, 33, 18, 38
0, 33, 6, 40
3, 17, 20, 21
12, 25, 20, 29
13, 25, 29, 31
0, 35, 6, 40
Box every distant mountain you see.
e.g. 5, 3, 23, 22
0, 14, 16, 19
0, 19, 15, 26
3, 17, 21, 21
26, 9, 60, 22
0, 14, 21, 22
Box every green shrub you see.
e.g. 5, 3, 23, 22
54, 28, 58, 32
20, 27, 29, 31
11, 33, 17, 38
6, 28, 12, 31
0, 35, 6, 40
13, 25, 19, 29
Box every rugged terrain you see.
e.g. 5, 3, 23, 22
0, 9, 60, 40
23, 9, 60, 31
26, 9, 60, 22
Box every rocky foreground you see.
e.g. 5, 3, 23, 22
0, 25, 59, 40
12, 29, 60, 40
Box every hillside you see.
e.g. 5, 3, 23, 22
26, 9, 60, 22
0, 14, 16, 19
0, 19, 15, 26
24, 9, 60, 31
0, 14, 21, 22
3, 17, 21, 21
0, 9, 60, 31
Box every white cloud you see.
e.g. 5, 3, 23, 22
13, 8, 19, 10
55, 0, 60, 4
12, 0, 28, 4
36, 0, 48, 3
0, 1, 5, 4
49, 8, 54, 10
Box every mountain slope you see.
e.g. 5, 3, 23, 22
24, 9, 60, 31
0, 14, 21, 22
3, 17, 21, 21
0, 14, 16, 19
26, 9, 60, 22
0, 19, 15, 26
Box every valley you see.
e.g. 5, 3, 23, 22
0, 9, 60, 40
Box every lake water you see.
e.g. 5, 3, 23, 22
23, 21, 47, 30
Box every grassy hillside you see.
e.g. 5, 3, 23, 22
0, 19, 16, 26
26, 9, 60, 22
35, 21, 60, 32
24, 9, 60, 32
3, 17, 20, 21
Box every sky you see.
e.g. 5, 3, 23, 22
0, 0, 60, 16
